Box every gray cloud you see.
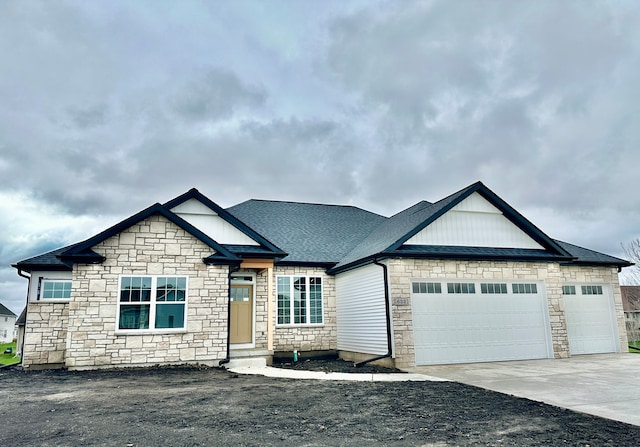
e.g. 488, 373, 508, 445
169, 69, 266, 123
1, 0, 639, 313
326, 0, 640, 219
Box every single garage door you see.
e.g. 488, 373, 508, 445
563, 285, 619, 355
411, 280, 552, 365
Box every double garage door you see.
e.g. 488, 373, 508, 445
411, 280, 618, 365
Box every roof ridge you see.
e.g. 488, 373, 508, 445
230, 199, 387, 218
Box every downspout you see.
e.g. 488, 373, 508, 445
355, 258, 393, 367
219, 264, 241, 367
17, 269, 30, 363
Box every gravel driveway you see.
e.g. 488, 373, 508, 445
1, 365, 639, 446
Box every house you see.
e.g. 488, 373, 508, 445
0, 303, 17, 343
12, 182, 632, 370
621, 285, 640, 343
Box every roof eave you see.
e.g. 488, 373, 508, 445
202, 256, 242, 266
276, 260, 337, 269
12, 263, 73, 273
386, 250, 574, 263
560, 260, 634, 268
327, 255, 382, 275
57, 251, 106, 264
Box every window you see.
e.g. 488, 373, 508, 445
118, 276, 187, 331
581, 285, 603, 295
412, 282, 442, 294
512, 283, 538, 294
562, 285, 576, 295
447, 283, 476, 294
481, 283, 508, 294
40, 280, 72, 300
277, 276, 323, 325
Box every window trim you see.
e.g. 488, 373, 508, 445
38, 278, 73, 302
276, 275, 324, 327
115, 275, 189, 334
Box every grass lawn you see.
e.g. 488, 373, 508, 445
0, 342, 20, 366
630, 340, 640, 353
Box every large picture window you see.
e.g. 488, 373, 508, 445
277, 275, 323, 325
118, 276, 187, 331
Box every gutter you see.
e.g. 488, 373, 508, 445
219, 264, 241, 366
355, 258, 393, 367
16, 269, 30, 364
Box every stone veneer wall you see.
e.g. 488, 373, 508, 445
65, 215, 229, 369
272, 266, 337, 352
22, 303, 68, 367
387, 259, 569, 369
560, 265, 628, 350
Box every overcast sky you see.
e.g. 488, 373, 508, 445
1, 0, 639, 314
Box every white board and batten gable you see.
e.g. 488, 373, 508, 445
405, 192, 544, 249
170, 198, 259, 246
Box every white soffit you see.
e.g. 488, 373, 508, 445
171, 198, 260, 246
405, 192, 544, 249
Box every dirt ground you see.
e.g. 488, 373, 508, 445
1, 362, 639, 447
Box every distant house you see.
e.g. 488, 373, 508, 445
12, 182, 632, 370
621, 285, 640, 342
0, 303, 17, 343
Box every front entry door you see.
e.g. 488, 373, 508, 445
230, 285, 253, 344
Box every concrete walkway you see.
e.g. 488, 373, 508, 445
408, 353, 640, 426
228, 364, 447, 382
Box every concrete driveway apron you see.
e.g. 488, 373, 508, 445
408, 353, 640, 426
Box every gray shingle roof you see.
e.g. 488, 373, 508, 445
13, 244, 78, 271
554, 240, 632, 267
0, 302, 16, 317
227, 200, 387, 264
13, 183, 632, 273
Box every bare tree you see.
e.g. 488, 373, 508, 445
622, 239, 640, 285
622, 239, 640, 346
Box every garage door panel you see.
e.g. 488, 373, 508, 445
412, 281, 551, 366
564, 287, 618, 355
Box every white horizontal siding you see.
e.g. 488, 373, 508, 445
406, 193, 543, 249
335, 263, 388, 355
28, 271, 72, 302
172, 199, 259, 246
